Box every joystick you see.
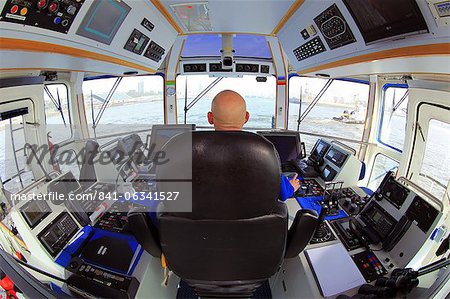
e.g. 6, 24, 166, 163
310, 204, 336, 244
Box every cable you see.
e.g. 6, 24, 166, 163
13, 257, 66, 284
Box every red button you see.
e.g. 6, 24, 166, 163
37, 0, 47, 9
48, 2, 58, 13
10, 5, 19, 14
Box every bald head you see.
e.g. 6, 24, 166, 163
207, 90, 250, 131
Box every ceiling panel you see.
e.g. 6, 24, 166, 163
161, 0, 295, 34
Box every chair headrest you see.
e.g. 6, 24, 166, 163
156, 131, 281, 220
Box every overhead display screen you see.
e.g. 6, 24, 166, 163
343, 0, 428, 44
76, 0, 131, 45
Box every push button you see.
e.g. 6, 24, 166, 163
10, 5, 19, 14
20, 7, 28, 15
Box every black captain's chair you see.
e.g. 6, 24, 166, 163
128, 131, 318, 297
78, 139, 99, 190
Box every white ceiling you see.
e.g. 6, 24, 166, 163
161, 0, 295, 34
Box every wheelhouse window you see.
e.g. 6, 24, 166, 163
288, 77, 370, 153
176, 75, 276, 129
83, 75, 164, 141
368, 153, 399, 191
417, 119, 450, 200
378, 85, 409, 152
0, 114, 34, 193
44, 83, 72, 144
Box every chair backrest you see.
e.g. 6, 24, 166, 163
155, 131, 288, 295
79, 139, 99, 190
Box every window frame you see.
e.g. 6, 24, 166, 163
377, 83, 409, 153
287, 75, 370, 143
82, 74, 165, 139
367, 152, 399, 189
43, 82, 73, 143
175, 74, 277, 129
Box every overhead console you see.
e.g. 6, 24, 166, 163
0, 0, 178, 73
278, 0, 447, 75
181, 59, 274, 76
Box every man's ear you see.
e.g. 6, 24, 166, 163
207, 112, 214, 125
244, 111, 250, 124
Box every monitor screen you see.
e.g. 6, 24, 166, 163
310, 139, 331, 161
149, 124, 195, 160
76, 0, 131, 45
259, 133, 300, 163
343, 0, 428, 44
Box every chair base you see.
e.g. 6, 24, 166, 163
176, 280, 272, 299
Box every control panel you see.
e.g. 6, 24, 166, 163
67, 257, 139, 298
209, 62, 232, 72
375, 176, 409, 209
313, 3, 356, 50
143, 40, 165, 62
0, 0, 84, 33
360, 201, 397, 241
405, 195, 439, 233
236, 63, 259, 73
260, 65, 270, 73
293, 36, 326, 61
183, 63, 207, 73
124, 29, 150, 55
339, 187, 369, 215
352, 251, 387, 282
38, 212, 79, 257
295, 179, 324, 197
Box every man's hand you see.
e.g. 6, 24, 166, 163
289, 174, 300, 192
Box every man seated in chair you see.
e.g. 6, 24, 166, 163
207, 89, 300, 200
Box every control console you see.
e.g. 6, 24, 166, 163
67, 257, 139, 298
339, 187, 369, 215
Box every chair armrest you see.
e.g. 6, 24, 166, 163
127, 206, 161, 258
285, 209, 319, 258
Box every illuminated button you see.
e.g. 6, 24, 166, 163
20, 7, 28, 15
37, 0, 47, 9
48, 1, 58, 13
10, 5, 19, 14
66, 5, 76, 15
54, 17, 61, 24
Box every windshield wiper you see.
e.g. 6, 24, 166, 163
184, 76, 223, 124
90, 77, 122, 137
297, 79, 334, 126
44, 85, 66, 126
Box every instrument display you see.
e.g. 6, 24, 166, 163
20, 200, 51, 229
124, 29, 150, 55
38, 212, 79, 257
325, 146, 348, 168
0, 0, 84, 33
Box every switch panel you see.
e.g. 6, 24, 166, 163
314, 3, 356, 50
0, 0, 84, 33
293, 36, 326, 61
124, 29, 150, 55
143, 41, 165, 62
